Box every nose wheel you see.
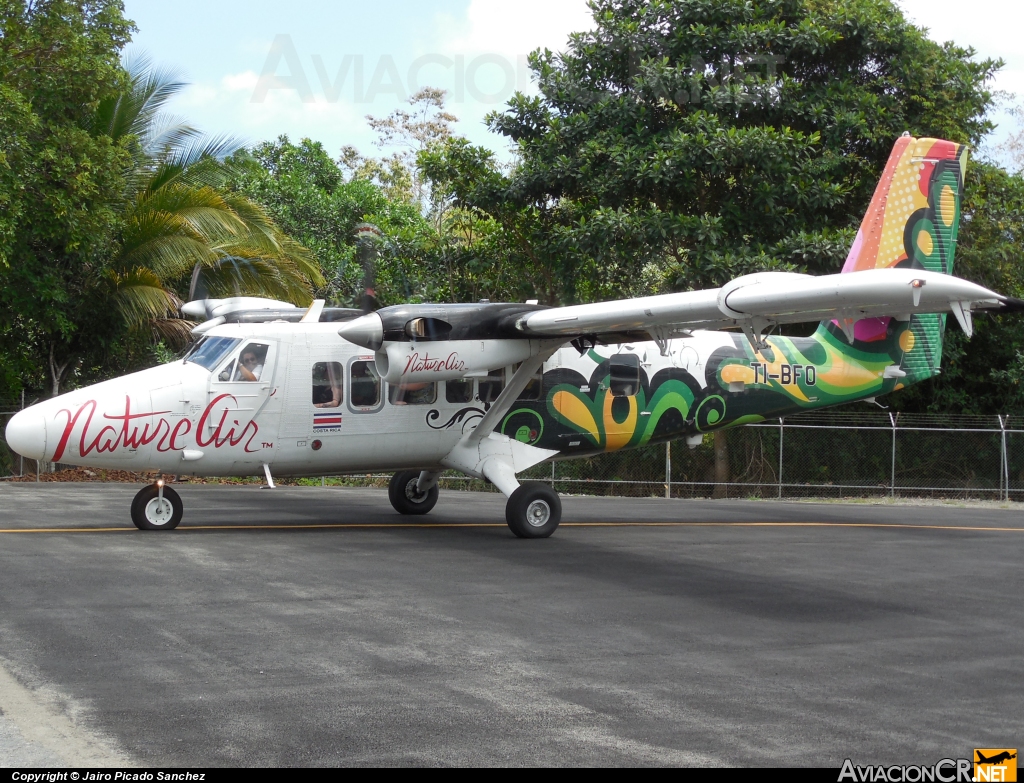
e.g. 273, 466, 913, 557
131, 483, 183, 530
388, 470, 439, 515
505, 482, 561, 538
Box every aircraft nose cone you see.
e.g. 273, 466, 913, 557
5, 408, 45, 461
338, 312, 384, 351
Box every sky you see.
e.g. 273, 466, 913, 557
124, 0, 1024, 164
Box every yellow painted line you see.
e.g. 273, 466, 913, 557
0, 521, 1022, 533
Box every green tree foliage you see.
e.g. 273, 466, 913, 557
232, 136, 430, 307
0, 0, 134, 399
424, 0, 999, 304
235, 88, 518, 308
0, 14, 321, 400
340, 87, 457, 206
98, 55, 321, 348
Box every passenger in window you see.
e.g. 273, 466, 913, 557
313, 362, 343, 408
235, 346, 267, 382
350, 361, 381, 407
390, 382, 435, 405
519, 375, 542, 401
478, 369, 505, 404
446, 379, 473, 404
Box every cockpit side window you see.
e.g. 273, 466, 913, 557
313, 362, 344, 408
184, 337, 241, 371
232, 343, 269, 382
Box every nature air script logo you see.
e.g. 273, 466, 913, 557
51, 394, 261, 461
975, 750, 1017, 782
402, 351, 465, 375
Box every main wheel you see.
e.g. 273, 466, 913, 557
505, 482, 561, 539
388, 471, 439, 515
131, 484, 183, 530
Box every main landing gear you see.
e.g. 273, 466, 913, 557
131, 481, 183, 530
387, 471, 561, 538
505, 482, 561, 539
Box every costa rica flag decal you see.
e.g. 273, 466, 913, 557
313, 412, 342, 432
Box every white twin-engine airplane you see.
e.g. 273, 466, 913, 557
6, 136, 1022, 536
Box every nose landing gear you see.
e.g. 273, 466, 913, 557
388, 470, 440, 515
131, 482, 183, 530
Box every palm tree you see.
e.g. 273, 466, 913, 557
94, 53, 322, 344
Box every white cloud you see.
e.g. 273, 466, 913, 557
434, 0, 594, 59
161, 67, 366, 150
897, 0, 1022, 61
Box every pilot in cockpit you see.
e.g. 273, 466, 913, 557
235, 345, 267, 382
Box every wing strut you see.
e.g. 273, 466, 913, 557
440, 344, 561, 498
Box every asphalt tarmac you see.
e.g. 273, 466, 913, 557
0, 483, 1021, 767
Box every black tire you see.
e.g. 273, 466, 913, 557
130, 484, 183, 530
505, 482, 561, 539
388, 471, 439, 515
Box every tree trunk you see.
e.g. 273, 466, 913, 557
712, 430, 729, 498
48, 342, 71, 399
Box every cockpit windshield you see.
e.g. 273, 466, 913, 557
184, 337, 241, 371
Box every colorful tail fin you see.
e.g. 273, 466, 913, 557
842, 135, 968, 276
827, 135, 969, 384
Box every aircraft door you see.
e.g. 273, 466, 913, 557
604, 353, 640, 451
204, 340, 277, 459
280, 339, 311, 438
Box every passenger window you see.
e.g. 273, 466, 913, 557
609, 354, 640, 397
389, 382, 437, 405
513, 363, 543, 401
446, 379, 473, 404
313, 362, 343, 408
478, 368, 505, 404
349, 361, 381, 408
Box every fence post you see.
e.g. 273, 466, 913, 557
665, 441, 671, 499
998, 414, 1009, 502
889, 412, 897, 499
551, 459, 555, 488
778, 418, 784, 499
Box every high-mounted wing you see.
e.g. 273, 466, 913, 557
513, 268, 1015, 348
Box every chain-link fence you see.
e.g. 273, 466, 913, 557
445, 411, 1024, 500
0, 407, 20, 479
3, 406, 1023, 499
0, 395, 49, 480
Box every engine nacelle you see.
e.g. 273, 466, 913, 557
375, 339, 538, 385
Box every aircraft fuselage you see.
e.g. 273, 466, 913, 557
12, 316, 913, 477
